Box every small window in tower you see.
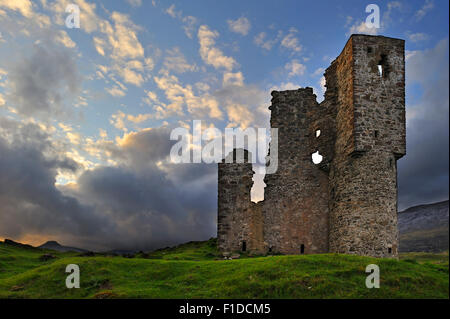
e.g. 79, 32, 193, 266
300, 244, 305, 254
374, 130, 379, 138
377, 65, 383, 77
389, 158, 393, 168
315, 129, 321, 137
242, 241, 247, 252
268, 246, 272, 253
367, 47, 373, 54
388, 247, 392, 254
312, 151, 323, 164
377, 54, 389, 78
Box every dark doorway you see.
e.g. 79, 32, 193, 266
300, 244, 305, 254
388, 247, 392, 254
242, 241, 247, 252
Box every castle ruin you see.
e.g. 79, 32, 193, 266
217, 35, 406, 258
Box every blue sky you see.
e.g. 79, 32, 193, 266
0, 0, 448, 249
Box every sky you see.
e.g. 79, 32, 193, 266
0, 0, 448, 251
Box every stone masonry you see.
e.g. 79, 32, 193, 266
217, 35, 406, 258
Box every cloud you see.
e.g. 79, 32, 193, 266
227, 17, 251, 36
347, 2, 402, 36
312, 67, 325, 77
109, 12, 144, 60
198, 25, 237, 71
165, 4, 180, 18
348, 21, 378, 36
254, 32, 279, 51
127, 0, 142, 7
106, 86, 127, 97
55, 30, 76, 48
280, 28, 302, 54
398, 38, 449, 209
214, 82, 270, 129
163, 47, 197, 73
0, 0, 33, 18
182, 15, 198, 39
93, 37, 106, 56
0, 118, 218, 251
415, 0, 434, 21
408, 32, 429, 43
154, 71, 223, 119
45, 0, 103, 34
223, 71, 244, 86
0, 118, 107, 245
6, 43, 81, 117
165, 4, 198, 39
285, 59, 306, 77
226, 103, 253, 128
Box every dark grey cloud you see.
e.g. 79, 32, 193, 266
0, 119, 217, 251
398, 38, 449, 210
0, 118, 114, 246
7, 43, 80, 117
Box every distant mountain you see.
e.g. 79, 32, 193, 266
38, 241, 88, 253
3, 239, 37, 250
398, 200, 449, 253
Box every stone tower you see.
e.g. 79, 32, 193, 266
217, 34, 406, 258
327, 35, 406, 257
217, 149, 263, 252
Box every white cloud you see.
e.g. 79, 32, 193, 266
165, 4, 198, 39
166, 4, 180, 18
110, 111, 129, 131
0, 93, 5, 106
198, 25, 237, 71
223, 72, 244, 86
280, 28, 302, 54
348, 21, 378, 36
409, 32, 429, 42
285, 59, 306, 77
347, 1, 402, 36
93, 37, 106, 56
106, 86, 127, 97
109, 12, 144, 60
182, 15, 198, 39
226, 103, 253, 128
127, 0, 142, 7
46, 0, 103, 34
227, 17, 251, 36
163, 47, 197, 73
154, 71, 223, 119
415, 0, 434, 21
270, 82, 300, 92
254, 32, 278, 51
312, 67, 325, 77
55, 30, 76, 48
0, 0, 33, 17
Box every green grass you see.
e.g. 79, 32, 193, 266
399, 251, 449, 264
0, 239, 448, 299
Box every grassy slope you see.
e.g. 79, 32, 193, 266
0, 239, 448, 299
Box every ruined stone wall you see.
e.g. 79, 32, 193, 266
217, 149, 264, 253
263, 88, 329, 254
328, 35, 406, 257
217, 34, 405, 258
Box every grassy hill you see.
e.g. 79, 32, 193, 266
0, 238, 448, 299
